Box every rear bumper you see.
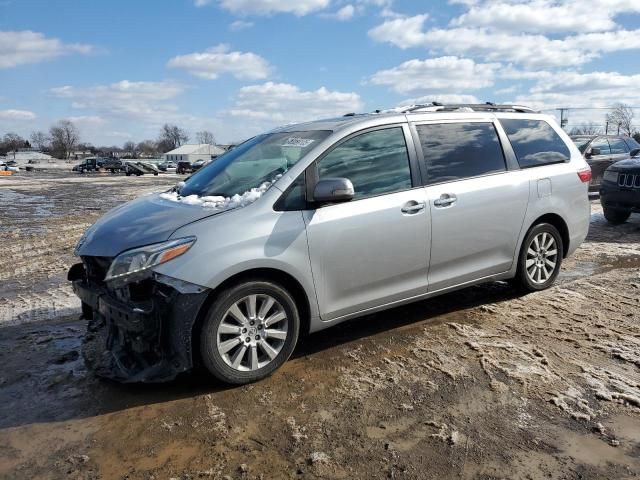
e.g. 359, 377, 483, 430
69, 264, 209, 383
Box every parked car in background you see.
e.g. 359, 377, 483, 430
570, 134, 640, 191
191, 159, 208, 172
158, 161, 177, 172
125, 161, 159, 176
176, 160, 192, 174
599, 150, 640, 224
69, 103, 590, 385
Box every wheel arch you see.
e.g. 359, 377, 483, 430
190, 267, 312, 366
524, 213, 570, 258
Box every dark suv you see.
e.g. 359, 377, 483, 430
571, 135, 640, 191
600, 151, 640, 224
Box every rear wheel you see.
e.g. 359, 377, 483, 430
200, 280, 300, 384
515, 223, 563, 292
603, 207, 630, 225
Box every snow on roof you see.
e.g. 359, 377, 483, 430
164, 144, 225, 155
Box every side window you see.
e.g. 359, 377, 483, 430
500, 119, 571, 168
609, 137, 630, 154
416, 122, 506, 185
317, 127, 412, 200
590, 137, 611, 155
275, 173, 306, 211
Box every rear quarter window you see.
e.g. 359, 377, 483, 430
500, 119, 570, 168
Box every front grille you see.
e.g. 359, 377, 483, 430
82, 256, 112, 283
618, 173, 640, 188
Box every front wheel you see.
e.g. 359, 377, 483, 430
200, 281, 300, 384
603, 207, 630, 225
515, 223, 563, 292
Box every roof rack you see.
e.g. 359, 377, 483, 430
402, 102, 535, 114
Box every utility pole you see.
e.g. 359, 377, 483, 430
605, 121, 609, 134
556, 108, 569, 130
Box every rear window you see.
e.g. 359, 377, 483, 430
500, 119, 570, 168
416, 122, 506, 185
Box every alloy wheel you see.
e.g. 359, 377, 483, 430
216, 294, 288, 371
525, 232, 558, 285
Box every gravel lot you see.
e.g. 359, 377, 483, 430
0, 171, 639, 479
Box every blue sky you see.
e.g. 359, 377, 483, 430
1, 0, 640, 145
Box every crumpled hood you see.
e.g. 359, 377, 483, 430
609, 157, 640, 171
76, 192, 221, 257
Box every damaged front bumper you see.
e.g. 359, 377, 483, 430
69, 262, 209, 383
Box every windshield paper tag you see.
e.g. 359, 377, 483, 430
281, 137, 315, 148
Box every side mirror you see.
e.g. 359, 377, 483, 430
630, 148, 640, 157
313, 178, 355, 203
587, 147, 600, 158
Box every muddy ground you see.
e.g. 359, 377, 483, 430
0, 171, 639, 480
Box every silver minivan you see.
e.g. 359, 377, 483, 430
69, 104, 591, 384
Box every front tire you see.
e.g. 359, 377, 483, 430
603, 207, 630, 225
200, 280, 300, 384
515, 223, 563, 292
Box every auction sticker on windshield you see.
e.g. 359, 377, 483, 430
281, 137, 315, 148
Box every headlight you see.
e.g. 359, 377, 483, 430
603, 170, 619, 183
105, 237, 196, 284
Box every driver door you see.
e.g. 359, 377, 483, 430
303, 125, 431, 321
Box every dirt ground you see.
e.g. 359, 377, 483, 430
0, 171, 639, 480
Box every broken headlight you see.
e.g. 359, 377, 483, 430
105, 237, 196, 285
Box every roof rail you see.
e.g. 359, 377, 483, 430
402, 102, 535, 114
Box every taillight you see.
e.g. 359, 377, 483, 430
577, 168, 592, 183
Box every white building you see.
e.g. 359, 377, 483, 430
163, 144, 225, 163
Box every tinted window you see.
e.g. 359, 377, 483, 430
317, 127, 412, 200
623, 137, 640, 151
590, 137, 611, 155
609, 137, 630, 154
500, 119, 570, 168
416, 122, 506, 185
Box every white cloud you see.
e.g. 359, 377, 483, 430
0, 30, 93, 69
193, 0, 212, 6
449, 0, 635, 33
399, 94, 481, 107
531, 71, 640, 95
228, 82, 363, 124
0, 109, 36, 120
218, 0, 330, 16
368, 15, 640, 67
229, 20, 254, 31
369, 56, 497, 94
323, 4, 356, 20
50, 80, 185, 122
167, 44, 271, 80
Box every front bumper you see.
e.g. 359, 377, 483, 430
69, 263, 209, 383
600, 183, 640, 212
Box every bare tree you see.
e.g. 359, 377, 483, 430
158, 124, 189, 151
137, 140, 158, 157
195, 130, 216, 145
49, 120, 80, 160
30, 131, 50, 152
606, 103, 634, 136
3, 133, 25, 159
569, 121, 601, 136
123, 141, 137, 159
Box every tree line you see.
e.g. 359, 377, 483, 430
0, 120, 216, 160
568, 103, 640, 142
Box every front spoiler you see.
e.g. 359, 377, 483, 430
70, 265, 209, 383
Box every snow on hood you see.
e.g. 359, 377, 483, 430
159, 175, 281, 211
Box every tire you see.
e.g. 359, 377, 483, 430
515, 223, 563, 292
199, 280, 300, 384
603, 207, 630, 225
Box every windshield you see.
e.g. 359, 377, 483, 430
179, 130, 330, 197
571, 136, 593, 154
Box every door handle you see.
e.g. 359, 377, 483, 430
401, 201, 426, 214
433, 193, 457, 207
